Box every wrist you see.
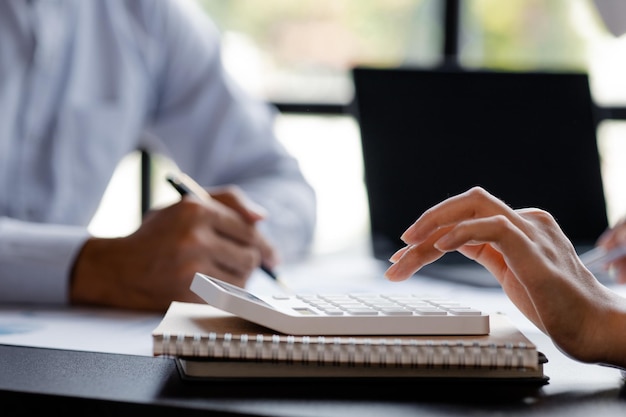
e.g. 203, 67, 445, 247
597, 290, 626, 369
70, 237, 123, 307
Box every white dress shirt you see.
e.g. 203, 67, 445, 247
0, 0, 316, 303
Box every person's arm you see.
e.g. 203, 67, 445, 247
70, 193, 274, 312
0, 0, 313, 310
137, 0, 316, 265
71, 0, 315, 312
384, 186, 626, 369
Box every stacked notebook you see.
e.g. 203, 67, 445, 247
152, 302, 548, 383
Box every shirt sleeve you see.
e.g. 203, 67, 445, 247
0, 217, 90, 303
138, 0, 317, 262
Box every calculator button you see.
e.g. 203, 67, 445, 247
370, 304, 399, 310
320, 309, 345, 315
380, 308, 413, 316
272, 294, 291, 300
292, 308, 319, 316
432, 302, 461, 308
399, 302, 432, 308
344, 308, 379, 315
308, 303, 336, 310
447, 308, 482, 315
332, 302, 363, 308
319, 294, 351, 300
413, 308, 447, 316
296, 295, 321, 301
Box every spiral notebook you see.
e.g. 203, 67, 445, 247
152, 302, 548, 382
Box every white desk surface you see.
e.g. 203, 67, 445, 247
1, 252, 625, 393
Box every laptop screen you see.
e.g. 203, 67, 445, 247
352, 67, 608, 261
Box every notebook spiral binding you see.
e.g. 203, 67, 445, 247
156, 332, 536, 369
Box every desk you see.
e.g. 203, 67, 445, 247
1, 254, 625, 416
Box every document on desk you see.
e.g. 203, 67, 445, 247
0, 305, 162, 356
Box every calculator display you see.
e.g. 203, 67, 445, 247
210, 277, 273, 308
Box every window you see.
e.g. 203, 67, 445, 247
198, 0, 441, 103
460, 0, 626, 222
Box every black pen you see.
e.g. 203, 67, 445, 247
166, 172, 279, 281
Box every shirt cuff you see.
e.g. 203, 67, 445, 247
0, 218, 90, 304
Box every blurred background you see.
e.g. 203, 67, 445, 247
89, 0, 626, 258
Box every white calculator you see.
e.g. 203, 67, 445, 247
190, 273, 490, 336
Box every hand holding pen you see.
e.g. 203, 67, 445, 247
166, 172, 280, 281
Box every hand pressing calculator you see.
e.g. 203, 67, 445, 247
190, 273, 490, 335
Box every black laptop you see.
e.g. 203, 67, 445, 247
352, 67, 609, 286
